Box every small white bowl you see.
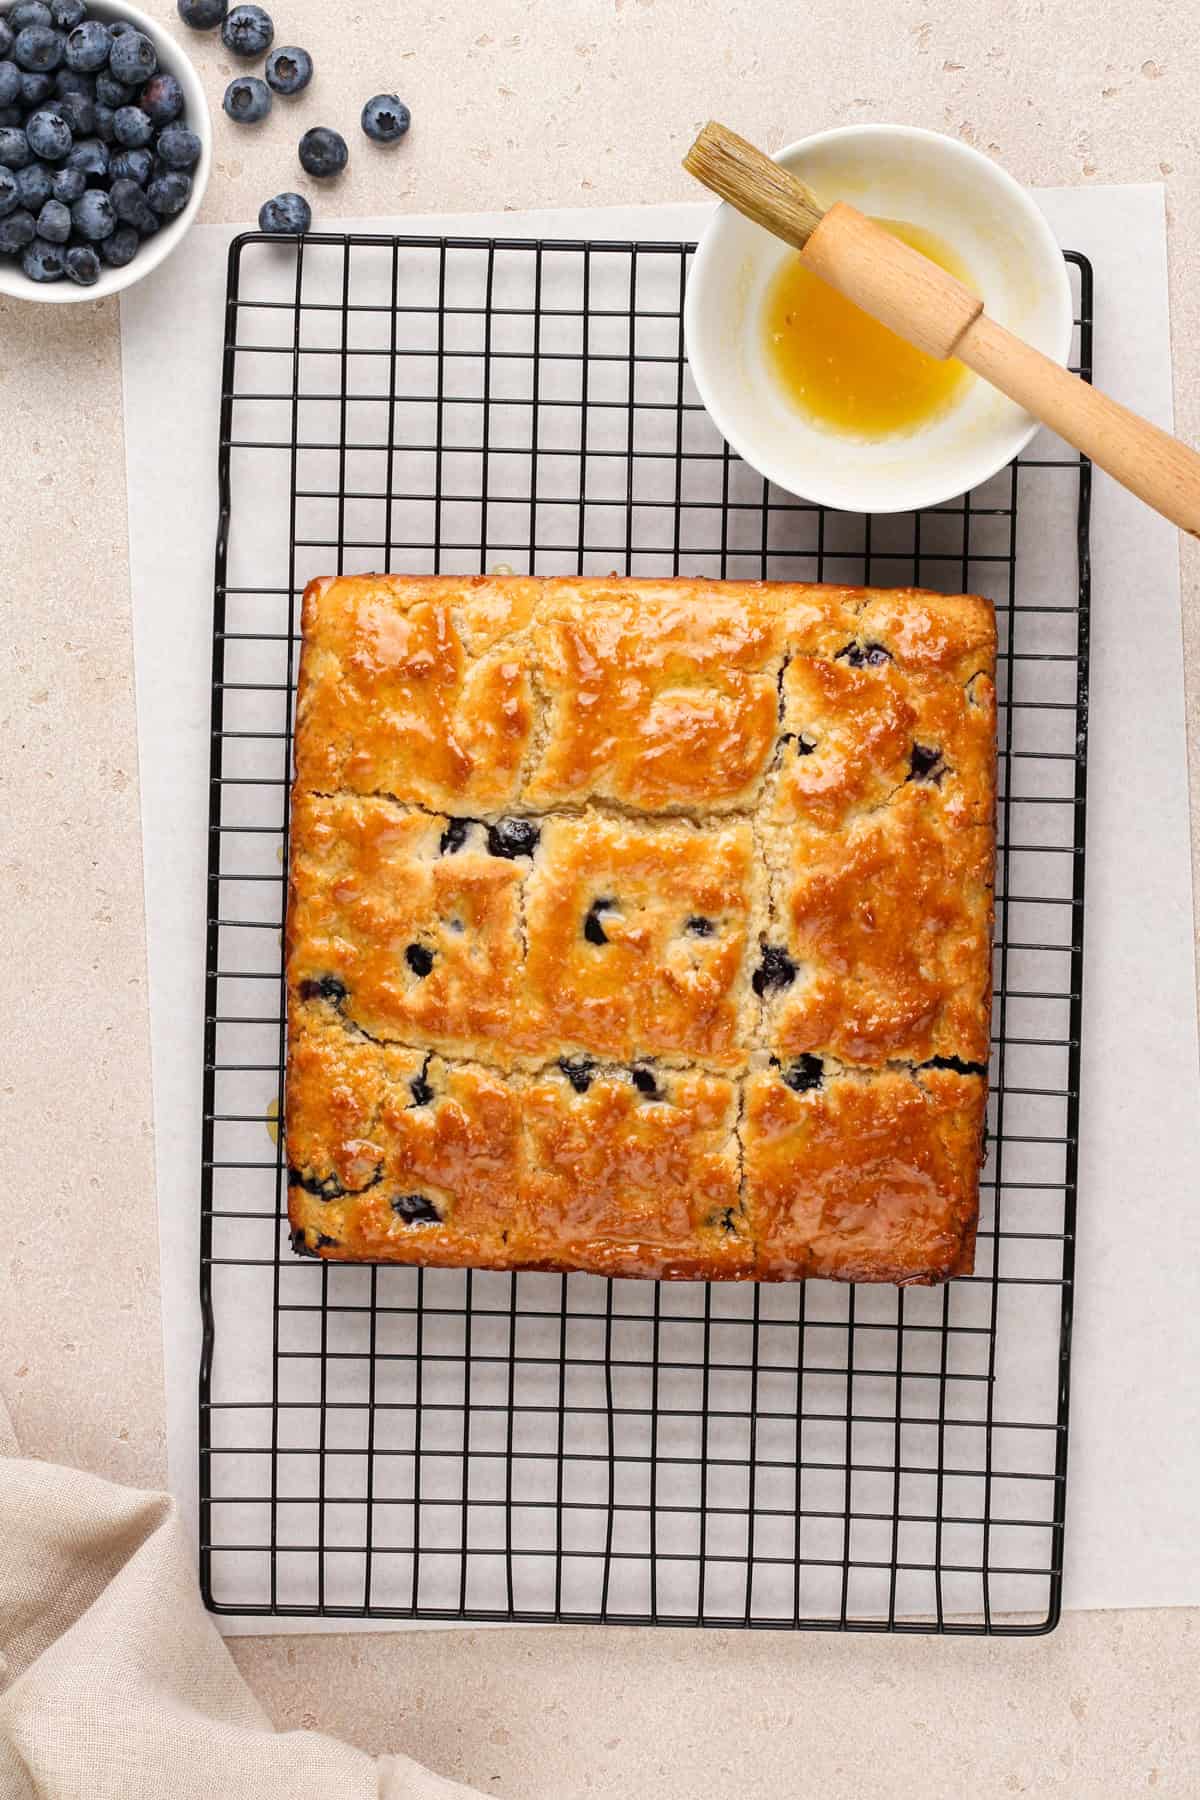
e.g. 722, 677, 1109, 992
0, 0, 211, 305
684, 124, 1073, 514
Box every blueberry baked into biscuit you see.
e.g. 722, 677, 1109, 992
286, 573, 995, 1283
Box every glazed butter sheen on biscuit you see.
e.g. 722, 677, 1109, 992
286, 574, 996, 1283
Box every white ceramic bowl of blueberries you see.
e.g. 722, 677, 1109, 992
0, 0, 211, 300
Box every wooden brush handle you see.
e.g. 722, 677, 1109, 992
805, 204, 1200, 537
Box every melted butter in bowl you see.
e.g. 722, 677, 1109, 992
762, 219, 977, 439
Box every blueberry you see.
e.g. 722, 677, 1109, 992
91, 101, 113, 140
48, 0, 86, 28
631, 1065, 659, 1097
0, 205, 35, 249
264, 43, 311, 95
177, 0, 228, 26
409, 1067, 433, 1107
14, 160, 50, 207
685, 915, 714, 936
405, 942, 434, 978
0, 126, 31, 167
19, 68, 51, 104
35, 194, 69, 239
109, 143, 150, 184
108, 30, 156, 87
50, 159, 82, 198
15, 24, 64, 72
361, 93, 410, 144
223, 74, 270, 123
486, 817, 539, 859
559, 1058, 595, 1094
53, 86, 94, 133
99, 220, 137, 264
836, 640, 893, 668
25, 107, 71, 160
0, 21, 12, 60
94, 71, 132, 108
109, 172, 154, 229
21, 231, 65, 278
752, 944, 797, 996
0, 62, 19, 108
64, 240, 98, 283
9, 3, 53, 28
146, 168, 189, 214
583, 897, 615, 946
258, 188, 310, 234
298, 124, 347, 178
221, 3, 272, 56
156, 124, 200, 170
54, 66, 92, 96
391, 1192, 440, 1224
288, 1165, 347, 1201
0, 164, 17, 214
112, 103, 150, 145
0, 107, 20, 127
438, 816, 470, 855
107, 20, 137, 38
781, 1054, 824, 1093
70, 184, 113, 238
63, 18, 109, 71
66, 134, 107, 179
140, 70, 182, 124
297, 974, 347, 1004
908, 741, 945, 783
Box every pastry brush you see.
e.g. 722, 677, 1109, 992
684, 122, 1200, 536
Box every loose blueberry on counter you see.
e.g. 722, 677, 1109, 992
0, 21, 14, 59
405, 942, 435, 978
258, 188, 310, 234
361, 92, 410, 143
49, 0, 86, 29
631, 1065, 659, 1097
35, 193, 69, 238
49, 159, 83, 199
21, 231, 65, 277
14, 26, 65, 72
836, 641, 892, 668
70, 184, 113, 237
9, 3, 54, 29
0, 62, 20, 108
685, 915, 714, 936
20, 68, 54, 104
94, 71, 132, 108
99, 219, 137, 263
146, 168, 190, 214
297, 973, 347, 1004
0, 125, 32, 166
559, 1058, 595, 1094
223, 74, 270, 124
221, 3, 273, 57
109, 172, 154, 230
0, 205, 35, 248
63, 17, 109, 71
64, 239, 98, 282
486, 816, 539, 859
140, 70, 182, 125
25, 105, 70, 159
264, 44, 311, 95
298, 124, 347, 179
583, 897, 614, 945
391, 1192, 441, 1224
177, 0, 228, 26
0, 164, 17, 212
109, 143, 151, 185
157, 123, 200, 168
53, 86, 94, 133
108, 29, 156, 88
112, 103, 151, 146
752, 944, 797, 995
781, 1054, 824, 1092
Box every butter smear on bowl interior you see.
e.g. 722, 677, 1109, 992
762, 218, 977, 438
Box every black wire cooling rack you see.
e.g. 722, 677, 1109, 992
200, 233, 1092, 1633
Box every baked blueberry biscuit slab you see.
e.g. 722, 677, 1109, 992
286, 574, 996, 1283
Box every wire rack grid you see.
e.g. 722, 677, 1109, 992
201, 231, 1091, 1633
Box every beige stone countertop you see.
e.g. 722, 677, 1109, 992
2, 1, 1198, 1793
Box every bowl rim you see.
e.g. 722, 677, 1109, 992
683, 122, 1075, 514
0, 0, 212, 305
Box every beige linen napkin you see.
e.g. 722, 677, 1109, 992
0, 1397, 482, 1799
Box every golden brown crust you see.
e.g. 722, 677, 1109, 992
286, 573, 995, 1282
